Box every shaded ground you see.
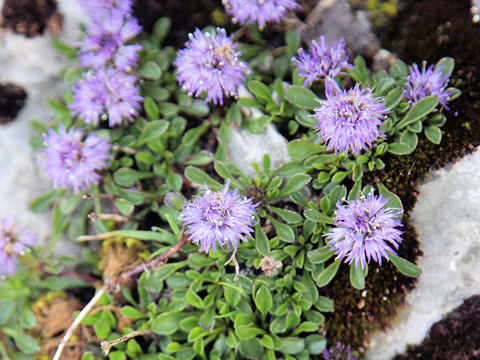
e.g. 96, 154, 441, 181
394, 295, 480, 360
0, 83, 27, 125
1, 0, 62, 37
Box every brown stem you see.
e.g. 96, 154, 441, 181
123, 232, 189, 279
88, 213, 132, 223
82, 193, 115, 200
112, 144, 137, 154
52, 286, 108, 360
101, 329, 152, 355
76, 233, 115, 242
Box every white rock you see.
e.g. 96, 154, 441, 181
0, 0, 87, 256
226, 123, 291, 178
366, 148, 480, 359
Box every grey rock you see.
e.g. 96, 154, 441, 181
297, 0, 380, 59
226, 124, 291, 178
366, 148, 480, 359
0, 0, 87, 257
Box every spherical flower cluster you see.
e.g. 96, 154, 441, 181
223, 0, 300, 29
326, 192, 403, 269
79, 0, 134, 20
70, 67, 143, 127
174, 28, 250, 105
76, 0, 142, 70
0, 215, 38, 276
180, 179, 258, 253
322, 343, 358, 360
314, 80, 389, 154
43, 124, 111, 193
405, 62, 452, 109
292, 36, 352, 87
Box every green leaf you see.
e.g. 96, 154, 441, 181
435, 57, 455, 76
121, 306, 147, 319
286, 29, 301, 55
295, 109, 317, 128
239, 338, 264, 359
316, 261, 341, 287
255, 225, 270, 256
292, 321, 319, 335
277, 174, 311, 198
144, 97, 160, 119
303, 209, 332, 224
20, 309, 36, 329
114, 199, 134, 216
113, 168, 154, 187
152, 312, 186, 335
305, 335, 327, 355
279, 337, 305, 355
236, 326, 264, 340
349, 263, 366, 290
400, 130, 418, 154
267, 215, 295, 242
315, 296, 334, 312
384, 88, 404, 109
185, 166, 222, 189
166, 171, 183, 191
388, 252, 422, 277
153, 17, 171, 45
139, 61, 162, 80
247, 80, 272, 103
424, 125, 442, 144
307, 246, 334, 264
224, 287, 242, 307
276, 161, 306, 177
14, 334, 41, 354
395, 96, 438, 130
387, 142, 412, 155
94, 318, 111, 339
254, 286, 273, 316
285, 85, 319, 110
270, 206, 303, 224
288, 139, 323, 160
347, 56, 369, 82
29, 190, 58, 213
376, 183, 403, 215
186, 290, 205, 309
136, 120, 169, 146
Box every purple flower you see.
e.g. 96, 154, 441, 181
405, 62, 452, 109
70, 67, 143, 127
76, 15, 142, 70
43, 124, 111, 193
180, 179, 258, 253
326, 192, 403, 269
223, 0, 300, 29
322, 343, 358, 360
314, 80, 389, 154
79, 0, 134, 23
0, 215, 38, 276
292, 36, 352, 87
174, 28, 250, 105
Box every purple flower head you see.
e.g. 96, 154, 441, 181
180, 179, 258, 253
314, 80, 389, 154
292, 36, 352, 87
174, 28, 250, 105
322, 343, 358, 360
77, 15, 142, 70
79, 0, 134, 23
70, 67, 143, 127
326, 192, 403, 269
43, 124, 111, 193
405, 62, 452, 109
223, 0, 300, 29
0, 215, 38, 276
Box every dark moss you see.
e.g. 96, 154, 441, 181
1, 0, 61, 37
0, 83, 27, 125
323, 0, 480, 352
394, 295, 480, 360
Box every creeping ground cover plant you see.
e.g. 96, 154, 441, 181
0, 0, 461, 359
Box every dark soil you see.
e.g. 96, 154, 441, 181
0, 83, 27, 124
1, 0, 62, 37
394, 295, 480, 360
324, 0, 480, 352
